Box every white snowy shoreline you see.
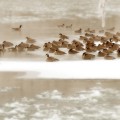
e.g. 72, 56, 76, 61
0, 60, 119, 79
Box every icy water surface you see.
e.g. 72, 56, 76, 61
0, 86, 120, 120
0, 73, 120, 120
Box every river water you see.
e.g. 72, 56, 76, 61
0, 0, 119, 24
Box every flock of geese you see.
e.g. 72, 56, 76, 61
0, 24, 120, 62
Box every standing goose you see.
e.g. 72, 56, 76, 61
26, 37, 36, 43
12, 25, 22, 31
46, 54, 59, 62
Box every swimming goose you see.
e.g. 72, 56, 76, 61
75, 28, 82, 33
58, 24, 65, 28
49, 47, 57, 53
109, 43, 119, 51
59, 33, 69, 40
54, 49, 66, 55
116, 32, 120, 36
3, 41, 13, 47
98, 51, 107, 57
68, 49, 79, 54
26, 37, 36, 43
75, 45, 84, 51
67, 44, 76, 49
86, 46, 97, 52
18, 42, 29, 48
104, 55, 115, 60
46, 54, 59, 62
43, 43, 50, 51
27, 46, 36, 51
85, 28, 90, 33
117, 48, 120, 57
111, 35, 119, 42
105, 32, 113, 38
43, 42, 52, 49
102, 48, 113, 54
97, 44, 105, 50
66, 24, 72, 28
30, 44, 40, 49
82, 52, 95, 60
89, 30, 95, 33
12, 25, 22, 31
99, 30, 104, 33
107, 27, 115, 31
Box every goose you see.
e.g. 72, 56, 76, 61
105, 32, 113, 37
68, 49, 79, 54
104, 55, 115, 60
60, 42, 68, 48
54, 49, 66, 55
85, 28, 90, 33
43, 43, 50, 51
89, 30, 95, 33
30, 44, 40, 49
66, 24, 72, 28
26, 37, 36, 43
102, 48, 113, 54
82, 52, 95, 60
111, 35, 119, 42
116, 32, 120, 36
58, 24, 65, 28
43, 42, 52, 49
27, 46, 36, 51
98, 51, 107, 57
109, 43, 119, 51
117, 48, 120, 57
3, 41, 13, 47
59, 33, 69, 40
75, 45, 84, 51
86, 46, 96, 52
46, 54, 59, 62
75, 28, 82, 33
17, 46, 25, 52
49, 47, 57, 53
12, 25, 22, 31
18, 42, 29, 48
99, 30, 104, 33
67, 44, 76, 49
97, 44, 105, 50
107, 27, 115, 31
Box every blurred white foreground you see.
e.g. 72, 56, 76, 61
0, 60, 119, 79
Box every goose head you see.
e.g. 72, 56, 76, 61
46, 54, 49, 57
